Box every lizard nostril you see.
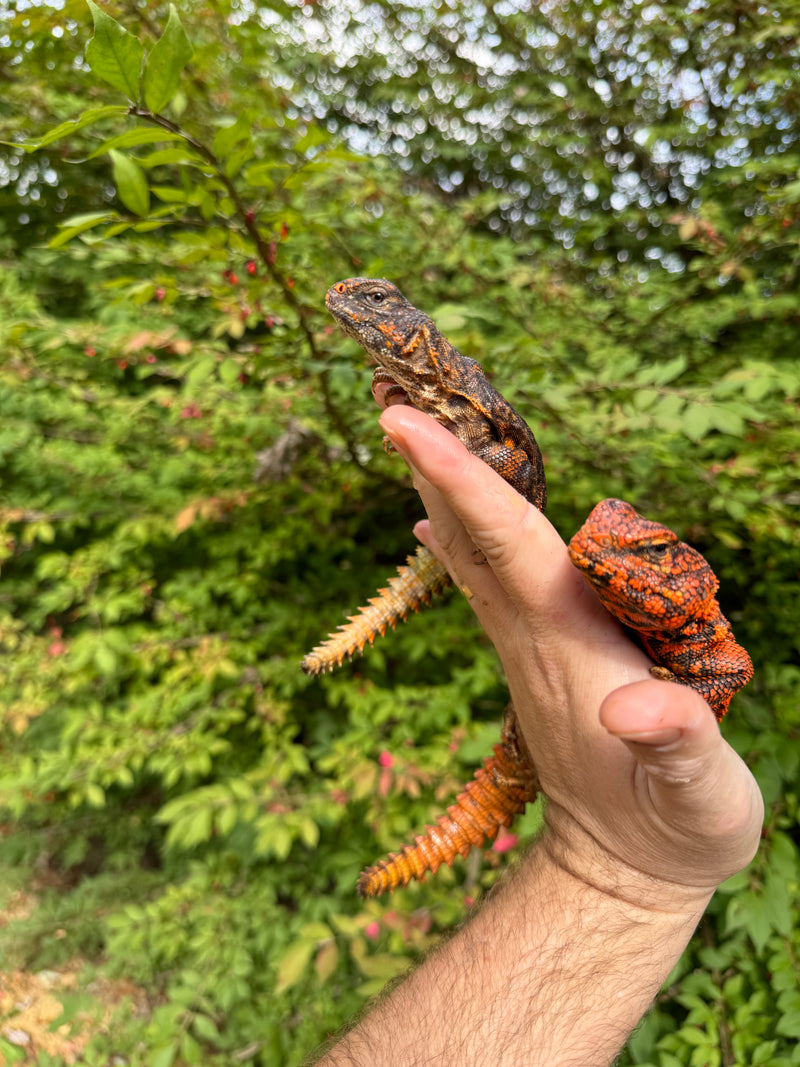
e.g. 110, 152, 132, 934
334, 282, 346, 294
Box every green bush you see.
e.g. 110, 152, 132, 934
1, 4, 798, 1065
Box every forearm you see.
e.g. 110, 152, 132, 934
317, 830, 711, 1067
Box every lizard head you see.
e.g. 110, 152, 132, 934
326, 278, 429, 372
567, 498, 719, 633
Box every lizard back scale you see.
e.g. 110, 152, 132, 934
568, 498, 753, 719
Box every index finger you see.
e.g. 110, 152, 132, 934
379, 404, 573, 617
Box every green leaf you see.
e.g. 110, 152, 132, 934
431, 304, 468, 332
776, 1010, 800, 1038
110, 150, 150, 216
85, 1, 145, 101
178, 807, 213, 849
275, 939, 315, 994
137, 146, 206, 169
4, 105, 129, 151
86, 127, 184, 160
642, 354, 687, 386
299, 817, 320, 849
315, 940, 339, 983
219, 358, 243, 386
213, 115, 253, 160
682, 402, 712, 442
295, 124, 329, 154
143, 6, 194, 113
180, 1033, 202, 1066
148, 1045, 178, 1067
48, 212, 117, 249
300, 921, 332, 940
94, 644, 118, 677
184, 356, 217, 394
192, 1014, 222, 1044
243, 162, 280, 189
356, 952, 410, 981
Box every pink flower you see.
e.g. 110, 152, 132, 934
378, 751, 394, 768
364, 921, 380, 941
492, 829, 518, 854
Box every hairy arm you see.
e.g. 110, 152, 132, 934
315, 406, 763, 1067
321, 832, 712, 1066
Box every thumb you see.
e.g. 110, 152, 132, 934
599, 678, 763, 884
600, 678, 718, 786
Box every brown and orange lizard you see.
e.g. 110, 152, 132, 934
568, 498, 753, 719
303, 278, 753, 897
302, 278, 545, 895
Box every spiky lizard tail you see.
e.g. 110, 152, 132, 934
357, 711, 539, 898
301, 545, 451, 675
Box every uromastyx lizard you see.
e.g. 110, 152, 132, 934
303, 278, 544, 896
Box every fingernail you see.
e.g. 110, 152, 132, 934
378, 415, 410, 458
613, 727, 683, 747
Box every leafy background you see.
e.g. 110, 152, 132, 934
0, 2, 798, 1065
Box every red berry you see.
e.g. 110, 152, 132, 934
246, 260, 257, 275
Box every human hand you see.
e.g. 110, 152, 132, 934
378, 403, 763, 905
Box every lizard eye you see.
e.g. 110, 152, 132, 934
644, 541, 670, 562
367, 290, 385, 304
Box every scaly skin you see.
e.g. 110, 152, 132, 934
357, 709, 537, 897
301, 546, 451, 676
568, 498, 753, 719
302, 278, 546, 677
305, 278, 545, 896
325, 278, 546, 511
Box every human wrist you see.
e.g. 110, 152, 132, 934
537, 804, 716, 918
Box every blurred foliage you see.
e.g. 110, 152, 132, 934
0, 2, 798, 1065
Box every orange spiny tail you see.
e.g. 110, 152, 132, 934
357, 712, 539, 898
301, 545, 451, 675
